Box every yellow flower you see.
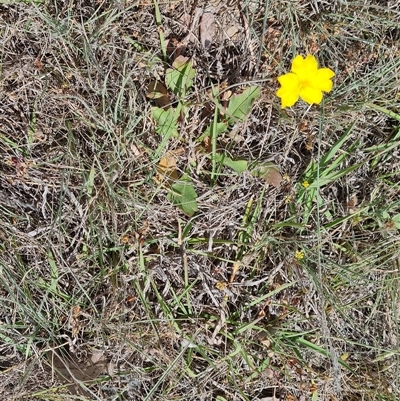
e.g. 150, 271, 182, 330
276, 55, 335, 108
295, 250, 305, 260
284, 195, 293, 204
301, 180, 310, 188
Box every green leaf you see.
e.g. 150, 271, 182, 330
226, 86, 260, 124
165, 56, 195, 98
47, 250, 59, 293
366, 103, 400, 122
167, 175, 198, 216
214, 153, 247, 174
293, 336, 353, 372
85, 165, 96, 197
306, 163, 362, 188
392, 214, 400, 229
197, 122, 228, 142
152, 107, 179, 138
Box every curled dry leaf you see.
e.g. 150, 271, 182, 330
251, 163, 283, 188
156, 153, 178, 184
207, 311, 226, 345
199, 12, 215, 49
155, 149, 184, 185
229, 261, 241, 283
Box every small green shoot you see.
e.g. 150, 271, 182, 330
297, 124, 362, 225
214, 153, 247, 174
196, 122, 228, 143
201, 85, 261, 179
152, 0, 167, 61
151, 57, 195, 159
279, 330, 353, 372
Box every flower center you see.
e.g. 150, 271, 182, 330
299, 79, 312, 91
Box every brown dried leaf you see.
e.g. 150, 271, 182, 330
34, 57, 44, 70
155, 151, 179, 184
48, 349, 111, 396
166, 37, 186, 60
229, 261, 241, 283
172, 55, 189, 69
251, 163, 283, 188
69, 305, 82, 338
199, 12, 214, 49
147, 80, 170, 109
264, 168, 283, 188
130, 143, 142, 157
179, 12, 195, 43
225, 25, 240, 40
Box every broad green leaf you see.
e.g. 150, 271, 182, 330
214, 153, 247, 174
165, 56, 195, 98
47, 250, 59, 293
226, 86, 260, 124
167, 175, 198, 216
152, 107, 179, 138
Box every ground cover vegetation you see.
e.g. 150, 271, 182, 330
0, 0, 400, 400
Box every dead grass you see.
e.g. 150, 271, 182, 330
1, 1, 400, 400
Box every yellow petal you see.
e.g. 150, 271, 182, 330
276, 87, 300, 108
291, 55, 305, 74
317, 67, 335, 79
313, 68, 335, 92
292, 54, 318, 81
303, 55, 319, 71
277, 73, 299, 89
277, 73, 300, 108
299, 86, 323, 105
